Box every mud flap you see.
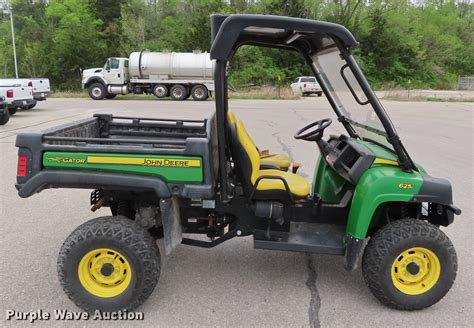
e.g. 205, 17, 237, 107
160, 197, 182, 255
344, 235, 365, 271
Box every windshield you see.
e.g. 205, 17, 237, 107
312, 47, 392, 150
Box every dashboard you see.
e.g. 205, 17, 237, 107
323, 135, 375, 184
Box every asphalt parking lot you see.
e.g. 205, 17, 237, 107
0, 97, 472, 327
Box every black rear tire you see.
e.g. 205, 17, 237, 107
191, 85, 209, 101
25, 100, 37, 110
362, 219, 457, 310
317, 92, 323, 97
57, 216, 160, 312
88, 83, 106, 100
0, 110, 10, 125
170, 84, 187, 100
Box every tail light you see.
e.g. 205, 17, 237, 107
303, 83, 307, 88
28, 81, 33, 87
6, 89, 13, 98
17, 155, 28, 177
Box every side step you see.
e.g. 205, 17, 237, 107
253, 222, 345, 255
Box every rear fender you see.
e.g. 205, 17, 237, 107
16, 170, 171, 199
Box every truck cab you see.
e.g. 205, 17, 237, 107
81, 57, 129, 100
103, 57, 129, 85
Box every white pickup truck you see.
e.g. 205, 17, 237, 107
290, 76, 323, 97
0, 83, 35, 114
0, 78, 51, 109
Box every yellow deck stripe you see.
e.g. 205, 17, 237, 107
86, 156, 201, 167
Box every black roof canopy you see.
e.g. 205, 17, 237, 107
210, 14, 359, 61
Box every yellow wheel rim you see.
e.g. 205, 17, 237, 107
78, 248, 132, 298
391, 247, 441, 295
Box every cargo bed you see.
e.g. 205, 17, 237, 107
16, 114, 218, 199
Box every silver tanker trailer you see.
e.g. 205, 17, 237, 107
81, 51, 214, 101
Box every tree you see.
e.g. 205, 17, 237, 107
46, 0, 105, 87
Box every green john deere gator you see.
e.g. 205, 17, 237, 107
15, 14, 461, 312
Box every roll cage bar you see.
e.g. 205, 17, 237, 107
210, 14, 417, 202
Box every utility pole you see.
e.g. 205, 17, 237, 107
8, 7, 18, 78
2, 5, 18, 78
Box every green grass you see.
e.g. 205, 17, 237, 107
51, 86, 301, 101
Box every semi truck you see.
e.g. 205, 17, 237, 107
81, 51, 215, 101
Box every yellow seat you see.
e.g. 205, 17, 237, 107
228, 111, 291, 171
234, 120, 310, 199
260, 153, 291, 169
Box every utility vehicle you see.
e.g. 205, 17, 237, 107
16, 15, 460, 313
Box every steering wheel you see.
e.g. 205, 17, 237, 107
294, 118, 332, 142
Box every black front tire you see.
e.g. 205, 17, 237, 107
57, 216, 160, 312
170, 84, 188, 100
0, 110, 10, 125
88, 83, 106, 100
362, 219, 457, 310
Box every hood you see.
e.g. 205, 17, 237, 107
82, 68, 103, 77
81, 68, 103, 84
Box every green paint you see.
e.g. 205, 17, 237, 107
346, 166, 423, 239
43, 152, 203, 184
312, 155, 348, 202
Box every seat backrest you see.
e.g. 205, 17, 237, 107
230, 119, 261, 193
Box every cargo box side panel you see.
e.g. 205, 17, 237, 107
43, 152, 203, 184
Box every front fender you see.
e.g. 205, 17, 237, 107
346, 167, 423, 239
84, 76, 107, 88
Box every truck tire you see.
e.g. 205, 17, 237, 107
317, 92, 323, 97
153, 84, 168, 98
362, 219, 457, 310
191, 85, 209, 101
170, 84, 187, 100
88, 83, 106, 100
25, 100, 37, 110
105, 94, 116, 99
57, 216, 160, 312
0, 110, 10, 125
